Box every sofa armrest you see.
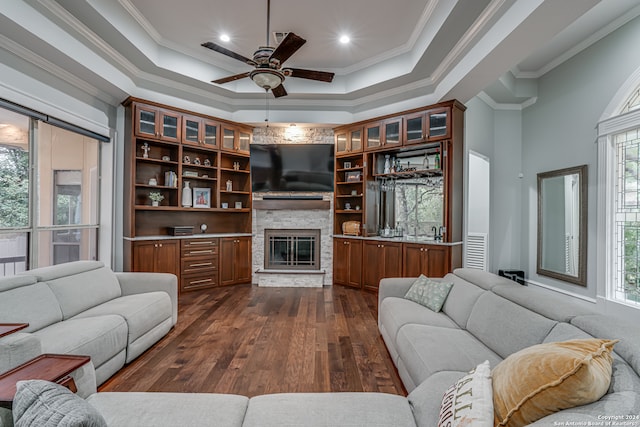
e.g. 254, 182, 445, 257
0, 332, 41, 374
378, 277, 418, 312
115, 272, 178, 326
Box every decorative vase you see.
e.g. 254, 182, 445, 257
152, 201, 159, 207
384, 155, 391, 174
182, 181, 192, 207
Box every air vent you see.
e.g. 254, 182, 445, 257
272, 32, 289, 45
465, 232, 488, 270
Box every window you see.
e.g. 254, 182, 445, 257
614, 127, 640, 304
394, 177, 443, 238
0, 107, 101, 276
599, 82, 640, 307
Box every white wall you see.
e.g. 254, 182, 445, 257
521, 14, 640, 305
465, 98, 523, 273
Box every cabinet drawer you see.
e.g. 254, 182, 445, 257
181, 238, 218, 249
181, 272, 218, 292
181, 239, 219, 257
181, 258, 218, 275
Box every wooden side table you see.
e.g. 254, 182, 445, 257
0, 323, 29, 339
0, 354, 91, 409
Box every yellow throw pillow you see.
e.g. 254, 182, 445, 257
492, 338, 618, 427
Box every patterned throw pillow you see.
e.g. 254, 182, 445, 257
404, 275, 454, 312
13, 380, 107, 427
492, 339, 617, 427
437, 360, 494, 427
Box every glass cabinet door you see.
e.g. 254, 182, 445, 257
203, 121, 218, 148
336, 133, 348, 154
160, 111, 180, 141
223, 128, 235, 151
136, 106, 157, 138
428, 108, 449, 140
350, 129, 362, 152
384, 120, 401, 147
405, 114, 425, 144
183, 117, 200, 145
365, 124, 381, 150
238, 131, 251, 154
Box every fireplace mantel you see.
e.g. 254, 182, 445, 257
253, 200, 330, 210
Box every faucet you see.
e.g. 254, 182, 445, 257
432, 226, 442, 241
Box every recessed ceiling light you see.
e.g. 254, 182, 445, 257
339, 35, 350, 44
220, 34, 230, 42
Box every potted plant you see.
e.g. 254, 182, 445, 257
148, 191, 164, 207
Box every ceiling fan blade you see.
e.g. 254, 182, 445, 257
270, 32, 306, 64
272, 84, 288, 98
201, 42, 256, 65
285, 68, 335, 83
212, 72, 251, 84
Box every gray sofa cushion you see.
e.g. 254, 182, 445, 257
34, 262, 122, 319
452, 268, 515, 290
0, 282, 62, 332
407, 370, 468, 427
492, 283, 594, 322
0, 275, 37, 292
466, 292, 557, 359
12, 380, 106, 427
395, 324, 502, 388
243, 393, 417, 427
73, 292, 172, 346
440, 273, 485, 328
87, 392, 249, 427
571, 314, 640, 376
34, 315, 127, 368
379, 297, 458, 345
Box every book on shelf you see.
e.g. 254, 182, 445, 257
164, 171, 178, 187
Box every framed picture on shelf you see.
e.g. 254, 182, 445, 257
345, 171, 362, 182
343, 161, 352, 169
193, 188, 211, 208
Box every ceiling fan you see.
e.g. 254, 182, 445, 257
201, 0, 334, 98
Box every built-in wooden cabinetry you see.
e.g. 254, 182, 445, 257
219, 236, 252, 286
131, 240, 180, 277
403, 242, 459, 278
180, 238, 219, 292
362, 240, 403, 292
123, 97, 252, 291
333, 99, 465, 289
333, 238, 363, 288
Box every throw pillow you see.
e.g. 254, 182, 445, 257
437, 360, 493, 427
492, 338, 618, 427
13, 380, 107, 427
404, 275, 453, 312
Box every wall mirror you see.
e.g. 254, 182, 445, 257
537, 165, 587, 286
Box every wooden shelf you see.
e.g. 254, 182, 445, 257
336, 194, 363, 198
220, 190, 251, 195
220, 167, 250, 174
136, 184, 178, 189
136, 157, 179, 165
336, 181, 363, 185
181, 175, 217, 182
336, 209, 363, 214
337, 166, 364, 172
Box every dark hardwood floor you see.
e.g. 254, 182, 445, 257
99, 284, 406, 397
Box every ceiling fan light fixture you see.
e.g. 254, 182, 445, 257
250, 69, 284, 90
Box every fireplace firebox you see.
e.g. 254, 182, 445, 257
264, 229, 321, 270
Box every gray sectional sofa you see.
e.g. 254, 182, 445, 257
0, 261, 177, 390
2, 266, 640, 426
379, 268, 640, 425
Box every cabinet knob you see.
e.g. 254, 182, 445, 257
159, 243, 162, 247
154, 244, 158, 248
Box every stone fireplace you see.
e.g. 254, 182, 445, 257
252, 194, 333, 287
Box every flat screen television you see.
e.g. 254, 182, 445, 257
250, 143, 334, 192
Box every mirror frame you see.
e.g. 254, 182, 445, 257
536, 165, 588, 286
